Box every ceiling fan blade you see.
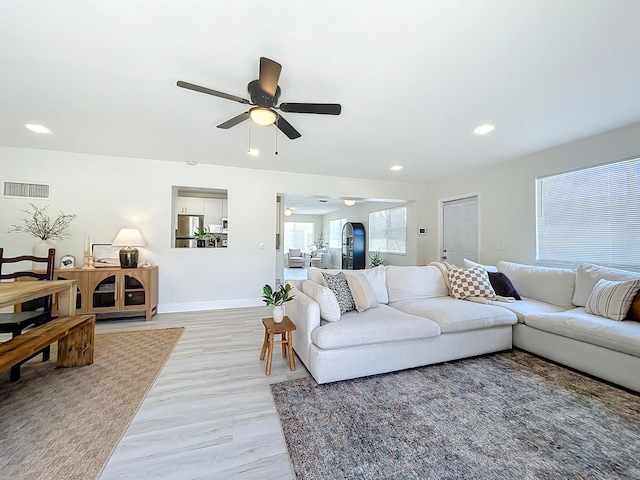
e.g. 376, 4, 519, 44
276, 114, 301, 139
177, 81, 250, 105
279, 103, 342, 115
259, 57, 282, 98
217, 112, 250, 129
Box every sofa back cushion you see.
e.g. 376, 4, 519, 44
385, 265, 449, 303
573, 263, 640, 307
497, 261, 576, 309
308, 266, 389, 304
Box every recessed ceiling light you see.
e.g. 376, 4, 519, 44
284, 208, 293, 217
473, 124, 495, 135
247, 148, 260, 156
344, 199, 356, 206
390, 165, 403, 171
25, 124, 51, 134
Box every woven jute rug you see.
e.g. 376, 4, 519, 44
0, 327, 183, 480
271, 350, 640, 479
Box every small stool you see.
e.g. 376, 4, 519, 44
260, 316, 297, 375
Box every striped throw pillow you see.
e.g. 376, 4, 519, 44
585, 278, 640, 321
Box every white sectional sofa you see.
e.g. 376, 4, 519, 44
286, 261, 640, 392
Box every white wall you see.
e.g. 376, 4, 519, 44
421, 121, 640, 267
0, 146, 428, 312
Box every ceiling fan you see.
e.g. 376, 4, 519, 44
177, 57, 341, 139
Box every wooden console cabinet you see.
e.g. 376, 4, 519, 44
54, 266, 158, 321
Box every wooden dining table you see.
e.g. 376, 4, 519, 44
0, 279, 77, 316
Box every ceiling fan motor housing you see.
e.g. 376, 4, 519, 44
248, 80, 280, 107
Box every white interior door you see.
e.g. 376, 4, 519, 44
442, 196, 479, 268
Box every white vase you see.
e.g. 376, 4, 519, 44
273, 305, 285, 323
32, 239, 55, 271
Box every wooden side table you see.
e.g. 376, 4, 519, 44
260, 316, 296, 375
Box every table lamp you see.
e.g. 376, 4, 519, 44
112, 228, 146, 268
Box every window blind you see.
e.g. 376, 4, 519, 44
536, 156, 640, 268
369, 206, 407, 254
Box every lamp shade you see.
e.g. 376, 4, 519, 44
112, 228, 146, 247
112, 228, 145, 268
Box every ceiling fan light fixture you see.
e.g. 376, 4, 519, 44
250, 107, 277, 126
344, 199, 356, 206
247, 148, 260, 156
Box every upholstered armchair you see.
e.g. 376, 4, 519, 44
286, 249, 307, 268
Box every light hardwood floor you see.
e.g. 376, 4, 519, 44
96, 306, 310, 479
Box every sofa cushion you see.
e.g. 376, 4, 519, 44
311, 305, 441, 350
322, 271, 355, 314
289, 248, 301, 257
573, 263, 640, 307
385, 265, 448, 303
308, 266, 389, 304
585, 278, 640, 321
463, 258, 498, 272
391, 297, 517, 333
448, 267, 495, 300
497, 261, 576, 309
524, 309, 640, 357
345, 273, 379, 313
492, 297, 570, 323
487, 271, 521, 300
302, 280, 341, 322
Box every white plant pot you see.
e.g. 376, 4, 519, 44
33, 239, 55, 271
273, 305, 285, 323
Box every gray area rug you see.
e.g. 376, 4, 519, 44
271, 350, 640, 479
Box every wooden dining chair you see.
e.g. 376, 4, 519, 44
0, 247, 56, 380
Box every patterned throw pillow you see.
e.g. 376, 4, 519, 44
448, 267, 496, 300
322, 271, 355, 314
585, 278, 640, 321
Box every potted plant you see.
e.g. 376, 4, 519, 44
262, 283, 295, 323
193, 227, 210, 248
369, 250, 385, 267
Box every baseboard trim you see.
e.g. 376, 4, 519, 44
159, 298, 261, 313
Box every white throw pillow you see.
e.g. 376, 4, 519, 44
345, 265, 389, 304
574, 263, 640, 307
302, 280, 341, 322
345, 274, 379, 313
585, 278, 640, 321
448, 267, 496, 299
307, 267, 327, 286
463, 258, 498, 273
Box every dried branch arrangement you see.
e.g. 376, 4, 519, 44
8, 203, 77, 240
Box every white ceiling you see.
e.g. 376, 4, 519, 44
2, 1, 640, 186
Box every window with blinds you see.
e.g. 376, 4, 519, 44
369, 206, 407, 254
536, 156, 640, 269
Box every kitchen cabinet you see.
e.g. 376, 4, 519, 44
177, 197, 204, 215
54, 266, 158, 321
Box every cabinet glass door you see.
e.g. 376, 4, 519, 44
93, 275, 116, 308
123, 274, 146, 307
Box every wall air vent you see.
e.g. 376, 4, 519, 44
3, 181, 50, 199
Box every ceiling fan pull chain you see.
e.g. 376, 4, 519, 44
247, 123, 251, 153
274, 118, 279, 155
